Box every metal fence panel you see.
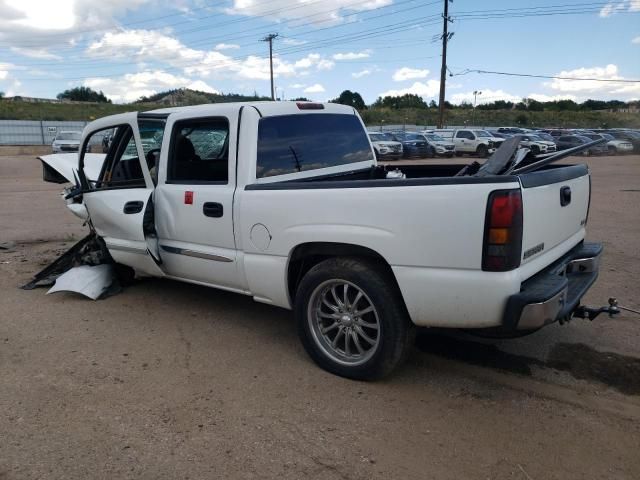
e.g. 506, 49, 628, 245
0, 120, 88, 145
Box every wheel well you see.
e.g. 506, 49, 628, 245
287, 242, 399, 304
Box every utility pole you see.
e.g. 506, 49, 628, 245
437, 0, 453, 128
261, 33, 278, 100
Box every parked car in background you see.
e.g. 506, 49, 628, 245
434, 129, 503, 157
487, 131, 512, 139
605, 130, 640, 153
368, 132, 403, 161
497, 127, 526, 135
514, 134, 557, 155
387, 132, 434, 158
581, 133, 633, 155
555, 135, 607, 155
52, 131, 82, 153
420, 132, 456, 157
535, 132, 557, 144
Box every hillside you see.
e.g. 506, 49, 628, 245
1, 88, 638, 128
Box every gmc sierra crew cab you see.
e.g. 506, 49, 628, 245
38, 101, 606, 380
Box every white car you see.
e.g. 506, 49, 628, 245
367, 132, 403, 160
52, 131, 82, 153
420, 131, 456, 157
37, 102, 606, 380
584, 133, 633, 155
514, 134, 557, 155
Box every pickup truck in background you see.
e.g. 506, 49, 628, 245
38, 101, 607, 380
433, 128, 504, 157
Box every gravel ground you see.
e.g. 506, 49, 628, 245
1, 154, 639, 480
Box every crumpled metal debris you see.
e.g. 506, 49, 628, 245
47, 264, 115, 300
21, 233, 122, 299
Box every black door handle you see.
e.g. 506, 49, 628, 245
560, 186, 571, 207
203, 202, 223, 218
123, 201, 144, 214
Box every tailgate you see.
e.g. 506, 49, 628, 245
518, 164, 590, 265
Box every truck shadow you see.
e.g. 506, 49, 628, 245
415, 332, 640, 396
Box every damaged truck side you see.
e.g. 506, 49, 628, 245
37, 102, 613, 380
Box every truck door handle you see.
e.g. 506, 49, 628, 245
123, 201, 144, 214
560, 186, 572, 206
203, 202, 223, 218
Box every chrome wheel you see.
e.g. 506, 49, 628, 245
307, 279, 381, 366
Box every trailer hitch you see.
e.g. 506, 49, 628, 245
572, 298, 621, 321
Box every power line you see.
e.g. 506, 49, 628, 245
451, 69, 640, 83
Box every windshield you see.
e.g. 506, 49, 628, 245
601, 133, 614, 140
404, 133, 424, 141
425, 134, 445, 141
528, 135, 543, 141
473, 130, 492, 138
369, 133, 387, 142
56, 132, 81, 141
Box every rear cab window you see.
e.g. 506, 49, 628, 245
256, 113, 373, 179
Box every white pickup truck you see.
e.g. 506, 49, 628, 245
38, 101, 606, 380
435, 128, 504, 157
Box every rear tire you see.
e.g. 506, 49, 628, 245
295, 257, 415, 380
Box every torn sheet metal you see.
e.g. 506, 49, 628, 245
47, 264, 115, 300
38, 153, 105, 184
21, 233, 112, 290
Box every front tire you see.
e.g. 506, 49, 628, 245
476, 144, 488, 157
295, 257, 415, 380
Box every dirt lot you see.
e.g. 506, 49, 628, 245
1, 154, 639, 479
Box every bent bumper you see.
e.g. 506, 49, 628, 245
503, 242, 602, 331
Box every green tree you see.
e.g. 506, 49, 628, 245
331, 90, 366, 110
0, 91, 4, 99
428, 99, 437, 108
372, 94, 428, 109
57, 86, 111, 103
292, 97, 311, 102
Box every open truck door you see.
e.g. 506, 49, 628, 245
79, 113, 165, 277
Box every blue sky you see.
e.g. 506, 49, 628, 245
1, 0, 639, 104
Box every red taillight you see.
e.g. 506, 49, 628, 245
482, 189, 523, 272
296, 102, 324, 110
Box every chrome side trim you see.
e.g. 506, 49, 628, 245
566, 255, 600, 274
518, 287, 567, 330
105, 243, 147, 254
160, 245, 233, 263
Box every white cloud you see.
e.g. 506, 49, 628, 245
304, 83, 325, 93
83, 70, 218, 103
282, 38, 307, 46
226, 0, 393, 26
379, 80, 440, 99
0, 0, 152, 44
352, 69, 371, 78
187, 80, 220, 94
548, 64, 640, 97
215, 43, 240, 50
10, 47, 61, 60
633, 36, 640, 44
288, 83, 306, 89
87, 30, 335, 81
450, 89, 522, 105
526, 93, 578, 102
599, 0, 639, 17
332, 50, 371, 60
392, 67, 429, 82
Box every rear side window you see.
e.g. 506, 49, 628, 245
456, 131, 474, 139
256, 113, 373, 178
168, 118, 229, 183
